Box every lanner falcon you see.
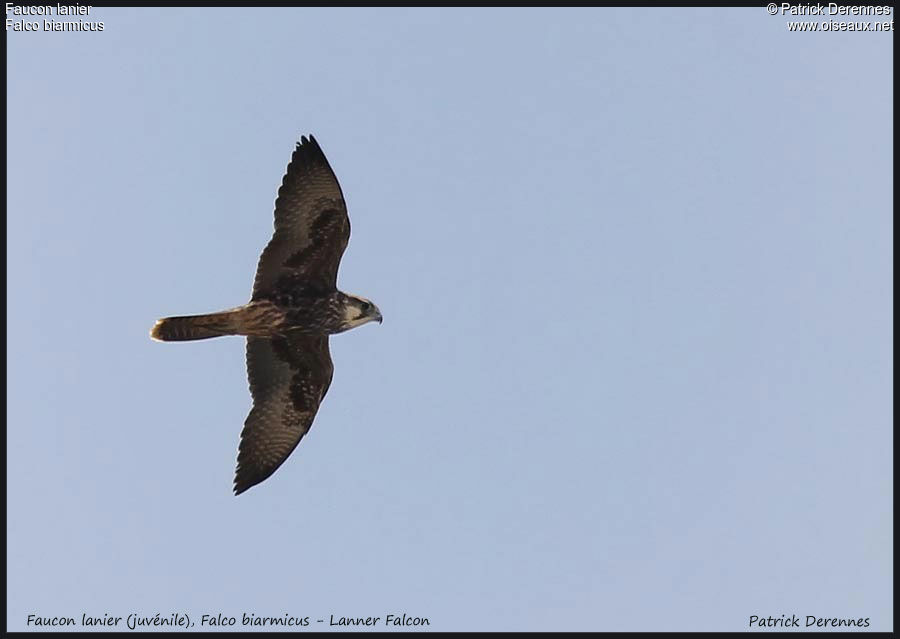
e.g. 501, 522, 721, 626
151, 135, 382, 495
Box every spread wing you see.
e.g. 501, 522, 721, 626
252, 135, 350, 299
234, 334, 334, 495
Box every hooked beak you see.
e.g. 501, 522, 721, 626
373, 307, 383, 324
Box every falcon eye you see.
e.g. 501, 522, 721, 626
360, 301, 371, 311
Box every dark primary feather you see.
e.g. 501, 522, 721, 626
252, 135, 351, 299
234, 334, 334, 495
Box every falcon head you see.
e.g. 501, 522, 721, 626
338, 294, 383, 332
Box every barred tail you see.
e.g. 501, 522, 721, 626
150, 309, 244, 342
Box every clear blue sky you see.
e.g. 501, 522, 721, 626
7, 8, 892, 632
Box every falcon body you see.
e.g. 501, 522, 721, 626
151, 135, 382, 495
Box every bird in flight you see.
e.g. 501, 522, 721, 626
151, 135, 382, 495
